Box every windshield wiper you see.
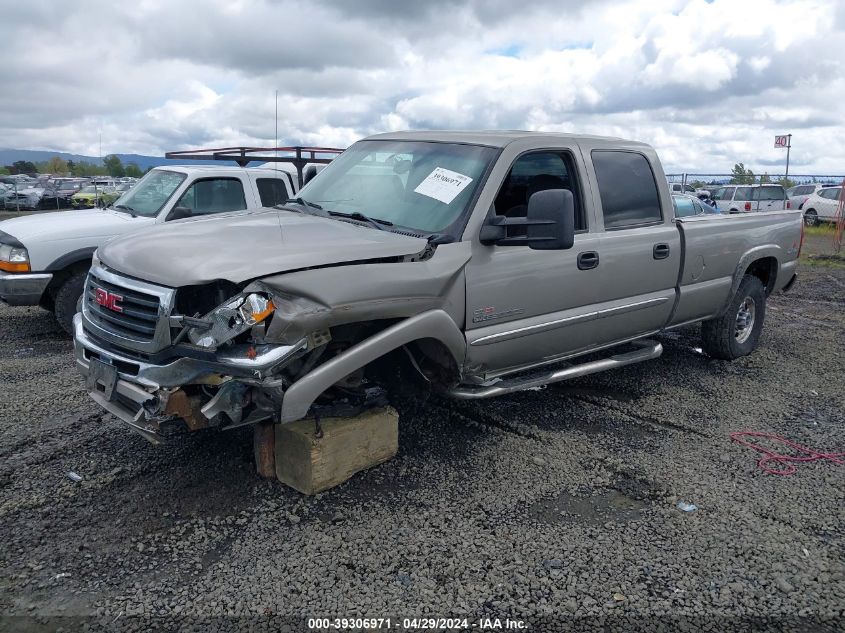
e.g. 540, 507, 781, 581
277, 197, 323, 211
113, 204, 137, 217
328, 210, 393, 231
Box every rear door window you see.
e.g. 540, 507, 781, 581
714, 187, 735, 201
734, 187, 753, 200
754, 186, 786, 201
591, 151, 662, 229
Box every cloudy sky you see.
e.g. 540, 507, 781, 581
1, 0, 843, 173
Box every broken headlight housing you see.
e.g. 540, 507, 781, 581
189, 293, 276, 348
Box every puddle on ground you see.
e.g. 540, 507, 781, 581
528, 489, 648, 526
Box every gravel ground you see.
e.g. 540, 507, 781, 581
0, 263, 843, 633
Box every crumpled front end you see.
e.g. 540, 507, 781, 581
74, 263, 327, 442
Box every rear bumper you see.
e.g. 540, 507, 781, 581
0, 271, 52, 306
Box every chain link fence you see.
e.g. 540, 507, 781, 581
665, 174, 845, 187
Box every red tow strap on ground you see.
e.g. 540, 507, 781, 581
730, 431, 845, 476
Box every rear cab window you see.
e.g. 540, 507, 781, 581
174, 177, 247, 216
256, 178, 290, 207
591, 150, 662, 229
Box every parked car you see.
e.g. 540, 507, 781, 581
800, 186, 843, 226
0, 161, 326, 333
3, 185, 45, 210
71, 131, 802, 444
668, 182, 711, 199
711, 184, 791, 214
672, 193, 719, 216
786, 183, 838, 212
71, 185, 121, 209
40, 179, 89, 209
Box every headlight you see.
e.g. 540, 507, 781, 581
0, 244, 30, 273
189, 293, 276, 348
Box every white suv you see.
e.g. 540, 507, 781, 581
711, 184, 790, 214
786, 183, 835, 210
800, 186, 843, 226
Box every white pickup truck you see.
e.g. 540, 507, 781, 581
0, 148, 340, 333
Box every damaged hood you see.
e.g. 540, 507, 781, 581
99, 209, 429, 287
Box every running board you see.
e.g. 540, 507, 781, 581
448, 339, 663, 400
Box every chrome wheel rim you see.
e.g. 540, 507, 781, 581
735, 297, 756, 344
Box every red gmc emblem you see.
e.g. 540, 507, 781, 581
94, 287, 124, 313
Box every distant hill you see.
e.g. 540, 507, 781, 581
0, 148, 234, 170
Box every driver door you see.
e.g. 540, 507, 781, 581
464, 148, 602, 377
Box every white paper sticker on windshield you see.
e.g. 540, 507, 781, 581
413, 167, 473, 204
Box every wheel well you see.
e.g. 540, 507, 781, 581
44, 260, 90, 299
744, 257, 778, 296
327, 321, 462, 388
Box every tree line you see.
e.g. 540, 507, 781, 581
688, 164, 796, 190
1, 155, 149, 179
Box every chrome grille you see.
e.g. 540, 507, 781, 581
86, 273, 161, 342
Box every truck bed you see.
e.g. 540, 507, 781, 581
669, 210, 803, 327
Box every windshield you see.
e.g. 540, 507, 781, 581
295, 140, 497, 233
79, 186, 97, 193
112, 170, 187, 217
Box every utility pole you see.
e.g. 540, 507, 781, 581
275, 90, 279, 157
785, 134, 792, 180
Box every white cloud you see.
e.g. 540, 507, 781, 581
0, 0, 843, 173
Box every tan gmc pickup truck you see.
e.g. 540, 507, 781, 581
73, 131, 802, 442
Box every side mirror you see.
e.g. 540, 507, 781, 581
168, 206, 192, 221
480, 189, 575, 250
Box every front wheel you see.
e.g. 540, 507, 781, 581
54, 271, 87, 335
701, 275, 766, 360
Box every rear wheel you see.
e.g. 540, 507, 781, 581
54, 271, 87, 335
701, 275, 766, 360
803, 209, 818, 226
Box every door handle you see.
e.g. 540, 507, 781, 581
653, 243, 670, 260
577, 251, 600, 270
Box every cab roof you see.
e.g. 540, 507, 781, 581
152, 164, 299, 176
365, 129, 647, 149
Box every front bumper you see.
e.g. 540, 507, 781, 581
0, 271, 52, 306
73, 314, 307, 438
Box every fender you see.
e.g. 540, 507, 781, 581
718, 245, 781, 316
45, 247, 97, 272
280, 309, 466, 422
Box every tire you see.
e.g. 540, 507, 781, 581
38, 291, 56, 313
54, 271, 87, 335
701, 274, 766, 360
803, 209, 818, 226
